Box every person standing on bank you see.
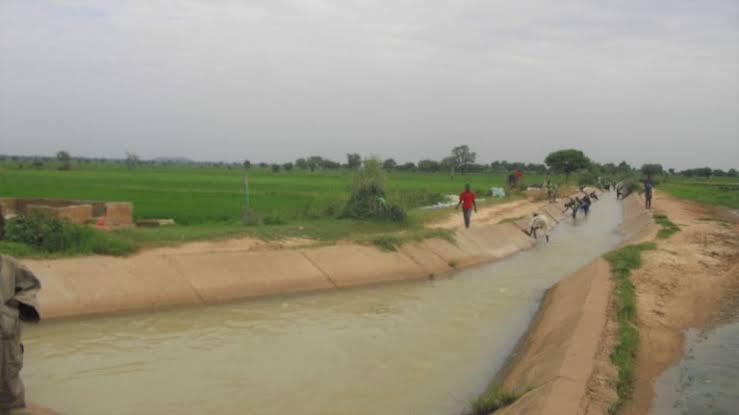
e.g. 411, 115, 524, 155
644, 180, 654, 209
1, 254, 41, 415
456, 184, 477, 229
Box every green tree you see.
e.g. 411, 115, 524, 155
641, 164, 664, 180
617, 161, 631, 173
382, 158, 397, 170
449, 145, 476, 174
346, 153, 362, 169
295, 158, 308, 170
728, 168, 738, 177
544, 149, 591, 181
56, 150, 71, 170
243, 160, 251, 169
125, 152, 140, 170
283, 162, 294, 171
307, 156, 323, 172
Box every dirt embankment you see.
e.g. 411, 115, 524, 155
493, 193, 657, 415
23, 195, 575, 320
623, 194, 739, 415
494, 192, 738, 415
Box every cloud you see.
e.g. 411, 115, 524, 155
0, 0, 737, 169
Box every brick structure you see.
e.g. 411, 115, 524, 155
0, 197, 133, 228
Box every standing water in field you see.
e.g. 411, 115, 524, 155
23, 195, 623, 415
652, 321, 739, 415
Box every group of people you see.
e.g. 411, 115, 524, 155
563, 191, 598, 220
455, 183, 604, 244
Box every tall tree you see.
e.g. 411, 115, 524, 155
640, 164, 663, 180
382, 158, 397, 170
125, 152, 140, 170
56, 150, 71, 170
544, 149, 591, 181
449, 145, 476, 174
346, 153, 362, 169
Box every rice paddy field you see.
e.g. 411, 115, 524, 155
0, 164, 547, 224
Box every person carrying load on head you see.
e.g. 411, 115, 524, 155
527, 213, 552, 242
1, 255, 41, 415
455, 184, 477, 229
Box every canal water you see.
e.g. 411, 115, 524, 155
22, 194, 623, 415
652, 321, 739, 415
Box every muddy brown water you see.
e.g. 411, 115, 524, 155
23, 195, 623, 415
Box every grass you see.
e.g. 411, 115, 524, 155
468, 387, 521, 414
603, 242, 658, 414
368, 227, 455, 251
660, 181, 739, 209
653, 214, 680, 239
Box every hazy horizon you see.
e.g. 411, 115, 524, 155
1, 0, 737, 169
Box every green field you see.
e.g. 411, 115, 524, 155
0, 165, 547, 224
660, 179, 739, 209
0, 164, 553, 255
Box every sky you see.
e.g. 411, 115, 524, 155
1, 0, 737, 169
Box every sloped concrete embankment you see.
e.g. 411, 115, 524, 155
493, 193, 657, 415
26, 200, 571, 319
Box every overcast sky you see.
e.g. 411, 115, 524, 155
1, 0, 737, 169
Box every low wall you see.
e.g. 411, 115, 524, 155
492, 193, 657, 414
0, 197, 133, 227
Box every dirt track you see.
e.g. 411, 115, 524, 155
623, 193, 739, 415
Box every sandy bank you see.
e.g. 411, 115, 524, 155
622, 194, 739, 415
24, 196, 578, 320
492, 193, 657, 415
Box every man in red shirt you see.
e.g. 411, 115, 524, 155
456, 184, 477, 228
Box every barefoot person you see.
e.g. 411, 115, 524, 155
527, 213, 552, 242
1, 255, 41, 415
455, 184, 477, 229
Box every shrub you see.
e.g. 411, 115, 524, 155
341, 158, 407, 222
5, 211, 135, 256
241, 208, 262, 226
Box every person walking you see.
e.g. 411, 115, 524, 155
644, 180, 654, 209
1, 255, 41, 415
456, 184, 477, 229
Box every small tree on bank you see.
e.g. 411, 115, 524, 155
341, 157, 406, 222
544, 149, 591, 181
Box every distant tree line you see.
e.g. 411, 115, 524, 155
1, 148, 736, 179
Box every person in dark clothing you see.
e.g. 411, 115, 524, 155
581, 195, 592, 216
644, 180, 654, 209
456, 184, 477, 228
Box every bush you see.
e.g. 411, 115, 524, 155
5, 211, 136, 256
341, 158, 407, 222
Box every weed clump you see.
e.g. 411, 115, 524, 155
603, 242, 657, 414
653, 214, 680, 239
468, 388, 520, 414
342, 158, 407, 222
